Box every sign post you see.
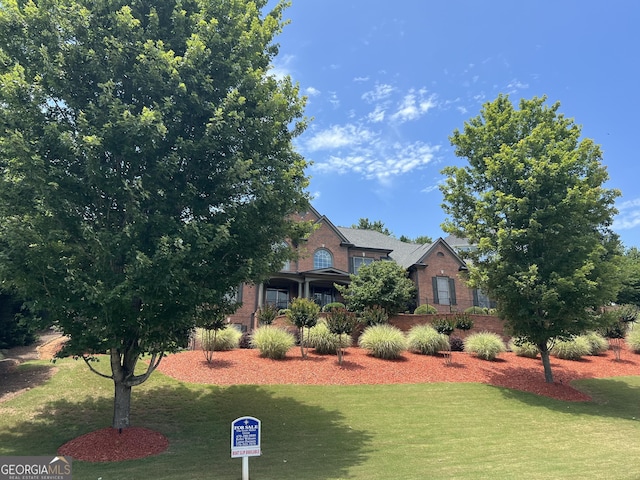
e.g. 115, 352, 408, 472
231, 416, 261, 480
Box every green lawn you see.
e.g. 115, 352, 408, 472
2, 357, 640, 479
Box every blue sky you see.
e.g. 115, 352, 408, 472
266, 1, 640, 248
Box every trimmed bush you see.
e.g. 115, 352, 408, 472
464, 332, 506, 361
322, 302, 346, 312
464, 306, 485, 314
509, 338, 539, 358
358, 324, 407, 359
550, 337, 591, 360
407, 325, 450, 355
256, 303, 279, 325
453, 312, 474, 331
250, 326, 295, 359
626, 328, 640, 353
305, 320, 352, 354
198, 326, 242, 351
579, 331, 609, 356
414, 304, 437, 315
361, 305, 389, 326
432, 317, 455, 336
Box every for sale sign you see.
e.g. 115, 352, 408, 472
231, 416, 261, 458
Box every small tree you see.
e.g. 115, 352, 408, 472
325, 307, 358, 365
286, 298, 320, 358
196, 303, 237, 364
336, 261, 416, 316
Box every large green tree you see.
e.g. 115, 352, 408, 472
617, 247, 640, 306
440, 95, 621, 383
0, 0, 310, 428
336, 260, 416, 316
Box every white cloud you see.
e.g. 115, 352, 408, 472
353, 76, 370, 82
390, 89, 437, 123
615, 198, 640, 230
305, 86, 321, 97
366, 105, 386, 123
304, 124, 376, 151
362, 83, 395, 103
312, 140, 439, 181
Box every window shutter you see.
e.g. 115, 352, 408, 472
432, 277, 439, 304
449, 278, 457, 305
472, 288, 479, 307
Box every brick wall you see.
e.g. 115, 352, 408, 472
389, 313, 508, 342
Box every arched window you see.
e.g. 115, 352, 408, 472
314, 248, 333, 269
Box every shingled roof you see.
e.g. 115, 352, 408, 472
337, 227, 434, 269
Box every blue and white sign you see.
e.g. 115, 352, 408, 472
231, 416, 261, 458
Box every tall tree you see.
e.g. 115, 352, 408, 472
352, 218, 392, 236
617, 247, 640, 306
0, 0, 310, 428
440, 95, 621, 383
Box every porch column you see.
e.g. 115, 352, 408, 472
297, 280, 303, 298
304, 279, 310, 298
257, 282, 264, 308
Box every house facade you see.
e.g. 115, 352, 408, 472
227, 207, 482, 331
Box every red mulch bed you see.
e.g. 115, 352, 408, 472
58, 345, 640, 463
58, 427, 169, 462
158, 346, 640, 402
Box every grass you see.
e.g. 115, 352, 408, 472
2, 357, 640, 479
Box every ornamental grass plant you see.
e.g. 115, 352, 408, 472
197, 326, 242, 352
358, 324, 407, 359
509, 338, 539, 358
626, 327, 640, 353
250, 326, 296, 359
550, 336, 592, 360
406, 325, 450, 355
578, 331, 610, 355
463, 332, 506, 361
305, 320, 352, 355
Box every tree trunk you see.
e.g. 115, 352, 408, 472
113, 380, 132, 430
539, 343, 554, 383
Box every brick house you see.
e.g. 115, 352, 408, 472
227, 207, 482, 331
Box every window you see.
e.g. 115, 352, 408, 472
473, 289, 496, 309
265, 288, 289, 310
432, 276, 457, 305
313, 248, 333, 269
312, 287, 335, 308
351, 256, 374, 274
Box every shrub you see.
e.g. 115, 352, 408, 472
449, 335, 465, 352
432, 317, 455, 336
414, 304, 437, 315
305, 320, 352, 354
578, 331, 609, 355
250, 326, 295, 359
509, 338, 539, 358
278, 308, 290, 316
464, 332, 506, 361
407, 325, 450, 355
626, 328, 640, 353
286, 297, 320, 358
464, 306, 485, 314
198, 326, 242, 352
358, 324, 407, 359
238, 332, 252, 349
324, 307, 358, 365
550, 336, 591, 360
256, 303, 279, 325
322, 302, 346, 312
454, 312, 474, 331
361, 305, 389, 326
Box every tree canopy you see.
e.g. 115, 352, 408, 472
352, 218, 392, 236
617, 247, 640, 306
440, 95, 622, 382
336, 260, 416, 316
0, 0, 310, 428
